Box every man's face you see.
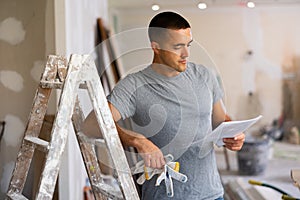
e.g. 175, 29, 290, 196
156, 28, 193, 73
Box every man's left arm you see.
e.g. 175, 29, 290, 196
212, 100, 245, 151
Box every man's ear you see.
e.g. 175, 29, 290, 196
151, 41, 160, 54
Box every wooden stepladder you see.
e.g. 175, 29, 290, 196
6, 55, 139, 200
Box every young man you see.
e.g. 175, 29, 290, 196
84, 11, 245, 200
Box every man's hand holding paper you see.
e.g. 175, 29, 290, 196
214, 115, 262, 147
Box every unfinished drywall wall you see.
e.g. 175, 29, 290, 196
0, 70, 24, 92
0, 0, 55, 199
0, 17, 26, 45
109, 5, 300, 126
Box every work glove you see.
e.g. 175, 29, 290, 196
131, 154, 188, 197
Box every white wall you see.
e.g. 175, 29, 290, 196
58, 0, 108, 199
109, 5, 300, 125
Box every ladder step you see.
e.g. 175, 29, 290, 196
40, 81, 87, 89
24, 136, 49, 152
7, 192, 28, 200
95, 138, 106, 147
76, 132, 106, 147
92, 182, 123, 200
40, 80, 63, 89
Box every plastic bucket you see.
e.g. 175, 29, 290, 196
237, 136, 270, 175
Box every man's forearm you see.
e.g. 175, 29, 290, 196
115, 124, 147, 151
116, 123, 165, 169
83, 110, 149, 151
83, 104, 164, 168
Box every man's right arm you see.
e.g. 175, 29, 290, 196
82, 102, 165, 169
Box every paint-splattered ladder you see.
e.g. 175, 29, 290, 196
6, 55, 139, 200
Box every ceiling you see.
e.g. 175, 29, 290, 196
108, 0, 300, 9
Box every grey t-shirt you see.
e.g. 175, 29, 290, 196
107, 62, 224, 200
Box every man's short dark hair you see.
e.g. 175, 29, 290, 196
148, 11, 191, 42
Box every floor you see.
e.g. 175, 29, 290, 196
215, 141, 300, 199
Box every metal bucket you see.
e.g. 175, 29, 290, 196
237, 136, 271, 175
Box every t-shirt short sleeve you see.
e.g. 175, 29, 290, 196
208, 68, 223, 104
107, 74, 136, 120
196, 65, 223, 104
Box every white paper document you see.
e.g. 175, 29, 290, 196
214, 115, 262, 147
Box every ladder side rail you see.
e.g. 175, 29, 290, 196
83, 55, 140, 200
72, 99, 123, 200
6, 55, 60, 198
35, 55, 81, 199
72, 99, 107, 200
7, 87, 52, 198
